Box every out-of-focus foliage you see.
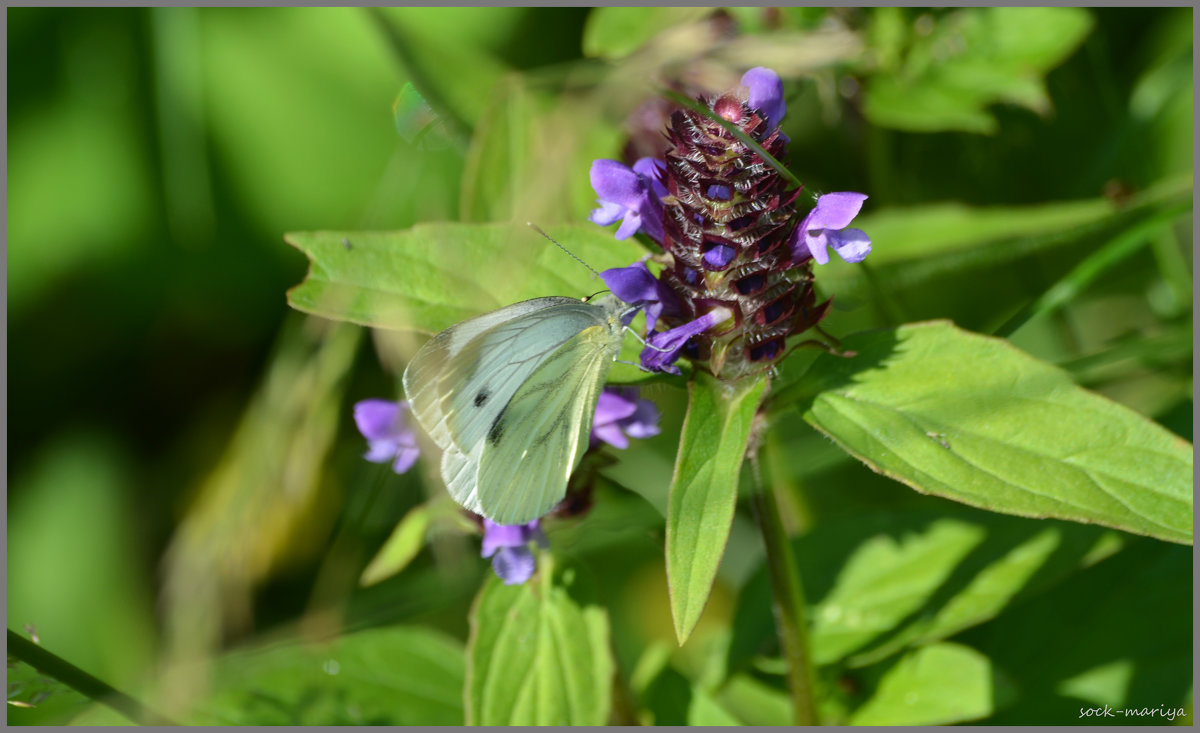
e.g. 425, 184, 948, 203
7, 6, 1190, 727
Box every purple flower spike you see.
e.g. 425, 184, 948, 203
791, 192, 871, 265
742, 67, 786, 132
589, 158, 666, 243
642, 307, 734, 374
354, 399, 420, 474
601, 261, 680, 331
590, 387, 662, 449
482, 519, 547, 585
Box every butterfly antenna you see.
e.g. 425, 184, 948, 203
526, 222, 602, 279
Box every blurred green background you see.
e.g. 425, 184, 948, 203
7, 6, 1191, 725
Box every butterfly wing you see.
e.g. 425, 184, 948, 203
403, 297, 613, 516
475, 298, 628, 524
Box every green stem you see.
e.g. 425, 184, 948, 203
7, 629, 176, 725
747, 451, 819, 725
993, 201, 1189, 338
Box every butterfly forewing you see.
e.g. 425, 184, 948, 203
475, 323, 621, 524
404, 297, 578, 450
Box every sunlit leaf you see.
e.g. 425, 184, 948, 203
850, 643, 1012, 725
863, 8, 1094, 133
285, 223, 649, 335
359, 505, 432, 587
667, 371, 767, 643
961, 539, 1191, 723
582, 7, 714, 59
775, 322, 1192, 544
726, 507, 1120, 673
713, 673, 792, 727
815, 175, 1192, 296
466, 563, 613, 725
189, 626, 465, 725
806, 512, 1118, 667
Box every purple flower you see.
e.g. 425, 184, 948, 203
741, 67, 786, 133
642, 307, 734, 374
589, 157, 667, 243
481, 519, 547, 585
354, 399, 420, 474
791, 192, 872, 265
703, 242, 737, 270
600, 261, 680, 332
706, 184, 732, 201
590, 387, 661, 449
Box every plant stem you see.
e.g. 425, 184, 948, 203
6, 629, 177, 725
748, 449, 820, 726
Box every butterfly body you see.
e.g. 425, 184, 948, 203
403, 294, 629, 525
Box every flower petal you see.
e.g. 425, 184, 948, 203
614, 210, 643, 240
632, 157, 668, 199
592, 422, 630, 449
706, 184, 732, 201
829, 228, 872, 263
600, 261, 679, 331
637, 201, 665, 244
621, 398, 661, 439
492, 546, 537, 585
806, 228, 832, 265
590, 159, 644, 208
703, 243, 737, 269
594, 389, 639, 424
641, 308, 733, 372
602, 262, 659, 304
364, 439, 397, 464
481, 520, 528, 557
742, 66, 786, 131
354, 399, 400, 441
589, 200, 626, 227
806, 192, 867, 231
391, 446, 420, 474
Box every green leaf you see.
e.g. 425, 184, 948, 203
727, 507, 1119, 673
775, 322, 1193, 544
459, 75, 539, 223
667, 371, 768, 643
457, 73, 625, 227
807, 511, 1119, 667
863, 8, 1093, 133
850, 643, 1011, 725
713, 673, 793, 727
687, 688, 743, 725
189, 626, 465, 725
814, 175, 1191, 294
284, 222, 649, 334
466, 561, 613, 725
582, 7, 714, 59
369, 8, 511, 135
994, 200, 1190, 336
6, 653, 94, 726
960, 539, 1191, 722
358, 504, 432, 587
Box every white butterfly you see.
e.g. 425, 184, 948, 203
403, 294, 633, 525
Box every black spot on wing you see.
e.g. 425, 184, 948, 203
474, 390, 489, 407
487, 407, 506, 446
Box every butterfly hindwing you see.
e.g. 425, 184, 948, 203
475, 323, 620, 524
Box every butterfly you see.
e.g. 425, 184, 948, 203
403, 294, 633, 525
